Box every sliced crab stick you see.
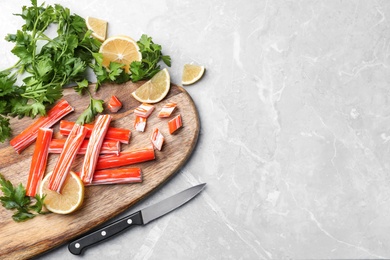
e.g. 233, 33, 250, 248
60, 120, 131, 144
26, 128, 53, 197
134, 116, 147, 132
168, 114, 183, 134
80, 115, 112, 184
158, 102, 177, 118
48, 123, 87, 193
76, 168, 142, 186
48, 139, 120, 155
134, 103, 154, 118
96, 147, 155, 170
10, 99, 74, 154
150, 128, 164, 151
107, 95, 122, 113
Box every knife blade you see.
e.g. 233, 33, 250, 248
68, 183, 206, 255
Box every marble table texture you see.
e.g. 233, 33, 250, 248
1, 0, 390, 259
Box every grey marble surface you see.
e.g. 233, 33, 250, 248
2, 0, 390, 259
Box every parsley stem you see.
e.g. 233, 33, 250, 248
2, 60, 21, 73
80, 45, 94, 55
37, 34, 52, 42
30, 9, 51, 69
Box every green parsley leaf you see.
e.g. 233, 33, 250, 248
76, 95, 104, 125
29, 194, 46, 213
130, 34, 171, 82
0, 174, 48, 222
0, 73, 17, 97
74, 79, 89, 95
108, 62, 125, 81
0, 174, 14, 197
162, 55, 171, 67
0, 116, 11, 143
12, 211, 36, 222
35, 58, 53, 78
92, 52, 103, 65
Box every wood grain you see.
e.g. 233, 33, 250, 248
0, 81, 200, 260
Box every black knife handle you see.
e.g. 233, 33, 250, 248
68, 211, 143, 255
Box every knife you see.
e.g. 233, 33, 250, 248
68, 183, 206, 255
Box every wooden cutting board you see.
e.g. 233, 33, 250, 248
0, 81, 200, 260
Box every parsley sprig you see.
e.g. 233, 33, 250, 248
90, 53, 130, 90
91, 34, 171, 87
0, 0, 101, 140
0, 174, 48, 222
0, 0, 171, 142
130, 34, 171, 82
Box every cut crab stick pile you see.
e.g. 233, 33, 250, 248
26, 128, 53, 197
10, 100, 74, 154
12, 97, 188, 202
132, 101, 184, 148
60, 120, 131, 144
80, 115, 112, 184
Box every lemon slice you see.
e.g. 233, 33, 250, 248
86, 16, 108, 42
39, 171, 85, 214
182, 64, 205, 85
132, 68, 170, 103
99, 35, 142, 73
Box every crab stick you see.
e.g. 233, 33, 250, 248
134, 103, 154, 118
107, 95, 122, 113
48, 139, 120, 155
80, 115, 112, 184
168, 114, 183, 134
48, 123, 87, 193
60, 120, 131, 144
96, 147, 155, 170
134, 116, 147, 132
25, 128, 53, 197
76, 168, 142, 186
150, 128, 164, 150
10, 100, 74, 154
158, 102, 177, 118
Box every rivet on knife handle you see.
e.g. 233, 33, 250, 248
68, 211, 143, 255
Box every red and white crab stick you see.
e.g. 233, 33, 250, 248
95, 147, 155, 170
10, 99, 74, 154
168, 114, 183, 134
80, 114, 112, 184
48, 138, 120, 155
134, 116, 147, 132
107, 95, 122, 113
134, 103, 154, 118
60, 120, 131, 144
150, 128, 164, 151
158, 102, 177, 118
25, 128, 53, 197
77, 168, 142, 186
48, 123, 87, 193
